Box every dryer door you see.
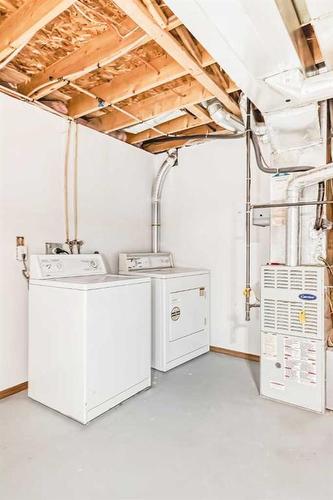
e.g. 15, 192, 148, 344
169, 287, 207, 341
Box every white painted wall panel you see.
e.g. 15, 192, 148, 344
158, 140, 270, 355
0, 93, 154, 390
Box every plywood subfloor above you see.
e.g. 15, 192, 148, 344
0, 0, 326, 153
0, 0, 240, 153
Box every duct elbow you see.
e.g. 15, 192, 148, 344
151, 150, 177, 253
152, 150, 177, 203
206, 98, 245, 133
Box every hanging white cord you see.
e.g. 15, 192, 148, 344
73, 122, 79, 244
64, 121, 72, 248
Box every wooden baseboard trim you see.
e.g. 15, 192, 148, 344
210, 346, 260, 362
0, 381, 28, 400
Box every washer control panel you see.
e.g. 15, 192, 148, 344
29, 254, 107, 279
119, 252, 174, 273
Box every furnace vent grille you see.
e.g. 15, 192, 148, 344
263, 267, 319, 291
263, 299, 319, 336
261, 266, 324, 340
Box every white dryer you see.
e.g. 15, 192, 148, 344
29, 254, 151, 424
119, 252, 210, 372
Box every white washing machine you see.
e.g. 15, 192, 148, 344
119, 252, 210, 371
29, 254, 151, 424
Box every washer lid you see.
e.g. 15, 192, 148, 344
125, 267, 209, 279
29, 273, 150, 290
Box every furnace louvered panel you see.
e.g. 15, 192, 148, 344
263, 298, 319, 337
263, 267, 320, 292
261, 266, 325, 340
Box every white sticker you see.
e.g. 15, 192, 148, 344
263, 333, 277, 359
284, 337, 317, 385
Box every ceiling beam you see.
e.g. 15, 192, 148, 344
0, 0, 76, 62
19, 14, 181, 99
89, 79, 212, 133
174, 25, 202, 64
113, 0, 240, 117
128, 111, 211, 144
186, 103, 211, 121
68, 50, 214, 118
143, 124, 226, 154
275, 0, 315, 71
142, 0, 168, 29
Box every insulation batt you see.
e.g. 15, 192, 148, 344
40, 100, 68, 115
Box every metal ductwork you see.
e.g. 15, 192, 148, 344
151, 150, 178, 253
286, 161, 333, 266
206, 98, 245, 133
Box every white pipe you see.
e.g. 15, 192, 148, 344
151, 150, 178, 253
206, 99, 245, 133
287, 161, 333, 265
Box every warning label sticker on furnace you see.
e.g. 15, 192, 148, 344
284, 337, 317, 385
263, 333, 277, 359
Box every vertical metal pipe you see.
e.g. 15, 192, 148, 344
152, 201, 160, 254
245, 99, 252, 321
151, 150, 178, 253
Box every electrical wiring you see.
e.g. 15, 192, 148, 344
251, 132, 314, 174
144, 132, 245, 145
21, 253, 30, 283
66, 82, 168, 137
314, 181, 325, 230
318, 256, 333, 346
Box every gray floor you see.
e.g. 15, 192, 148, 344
1, 353, 333, 500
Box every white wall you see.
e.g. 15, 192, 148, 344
0, 93, 155, 391
158, 140, 270, 355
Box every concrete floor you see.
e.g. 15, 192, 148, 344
1, 353, 333, 500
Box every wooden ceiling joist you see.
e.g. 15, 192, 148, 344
19, 13, 181, 99
144, 124, 226, 154
186, 104, 211, 121
129, 111, 212, 144
142, 0, 168, 29
0, 0, 76, 63
69, 50, 215, 119
175, 25, 202, 64
113, 0, 240, 117
90, 80, 212, 133
275, 0, 315, 71
0, 0, 244, 154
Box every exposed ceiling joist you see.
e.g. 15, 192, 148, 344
186, 103, 210, 121
275, 0, 315, 71
175, 25, 202, 64
19, 14, 181, 99
129, 111, 211, 144
90, 80, 212, 133
306, 0, 333, 70
68, 50, 215, 118
0, 0, 76, 62
112, 0, 240, 117
144, 123, 225, 154
142, 0, 168, 29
